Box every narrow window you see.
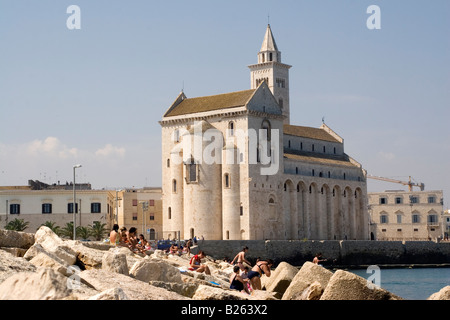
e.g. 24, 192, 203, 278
269, 52, 273, 61
173, 179, 177, 193
168, 207, 172, 220
224, 173, 230, 188
228, 121, 235, 136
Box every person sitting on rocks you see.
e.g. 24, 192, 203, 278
230, 265, 250, 294
247, 259, 274, 291
109, 224, 120, 246
118, 227, 129, 247
188, 251, 211, 275
127, 227, 142, 254
231, 246, 252, 271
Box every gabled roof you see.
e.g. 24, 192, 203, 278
261, 24, 279, 52
283, 124, 339, 143
163, 89, 256, 118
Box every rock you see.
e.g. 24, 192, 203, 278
0, 229, 35, 249
129, 259, 183, 283
29, 251, 72, 277
292, 281, 323, 300
428, 286, 450, 300
0, 249, 36, 285
102, 251, 129, 275
88, 287, 129, 300
79, 269, 188, 300
150, 280, 199, 298
320, 270, 402, 300
282, 262, 333, 300
0, 247, 28, 257
28, 226, 77, 265
68, 240, 105, 270
0, 267, 71, 300
263, 262, 299, 296
248, 290, 280, 300
192, 284, 247, 300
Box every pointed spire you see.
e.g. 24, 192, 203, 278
260, 24, 279, 52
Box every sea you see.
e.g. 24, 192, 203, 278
348, 267, 450, 300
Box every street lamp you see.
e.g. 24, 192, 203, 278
73, 164, 82, 240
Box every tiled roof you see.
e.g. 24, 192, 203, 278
284, 152, 356, 167
164, 89, 255, 117
283, 124, 339, 143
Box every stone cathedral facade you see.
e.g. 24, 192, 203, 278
159, 25, 369, 241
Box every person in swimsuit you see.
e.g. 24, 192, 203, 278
229, 266, 249, 294
231, 247, 251, 271
247, 259, 274, 291
188, 251, 211, 275
109, 224, 120, 246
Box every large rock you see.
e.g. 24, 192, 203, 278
320, 269, 402, 300
263, 262, 299, 295
88, 287, 129, 300
192, 284, 247, 300
428, 286, 450, 300
129, 259, 182, 284
67, 240, 105, 270
0, 249, 36, 285
26, 226, 77, 265
0, 267, 72, 300
79, 269, 188, 300
0, 229, 35, 249
102, 251, 129, 275
29, 251, 72, 277
282, 262, 333, 300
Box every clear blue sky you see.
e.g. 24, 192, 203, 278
0, 1, 449, 208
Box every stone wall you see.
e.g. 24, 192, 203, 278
195, 240, 450, 267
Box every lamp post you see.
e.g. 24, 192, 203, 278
73, 164, 82, 240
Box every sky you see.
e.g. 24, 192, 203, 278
0, 1, 449, 208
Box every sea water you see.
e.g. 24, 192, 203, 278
348, 267, 450, 300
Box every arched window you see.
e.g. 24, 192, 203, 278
224, 173, 230, 188
228, 121, 235, 136
172, 179, 177, 193
261, 119, 271, 141
269, 198, 275, 204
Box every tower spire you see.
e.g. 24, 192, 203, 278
248, 24, 292, 124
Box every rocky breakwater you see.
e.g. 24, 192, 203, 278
0, 226, 449, 300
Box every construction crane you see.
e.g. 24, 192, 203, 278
367, 175, 425, 192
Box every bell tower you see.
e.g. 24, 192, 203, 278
249, 24, 292, 124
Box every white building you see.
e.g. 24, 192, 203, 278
0, 186, 115, 233
159, 25, 369, 241
368, 190, 445, 241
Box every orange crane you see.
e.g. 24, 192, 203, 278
367, 175, 425, 192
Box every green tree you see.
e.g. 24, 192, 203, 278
40, 221, 61, 235
5, 218, 29, 231
89, 221, 107, 241
76, 226, 91, 240
60, 222, 75, 239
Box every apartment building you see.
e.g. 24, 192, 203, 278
368, 190, 444, 241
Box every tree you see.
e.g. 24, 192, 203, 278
76, 226, 91, 240
5, 218, 29, 231
60, 222, 75, 239
40, 221, 61, 236
89, 221, 107, 241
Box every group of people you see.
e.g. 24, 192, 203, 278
228, 247, 274, 294
109, 224, 152, 255
168, 239, 192, 257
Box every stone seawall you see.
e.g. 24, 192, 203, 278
194, 240, 450, 267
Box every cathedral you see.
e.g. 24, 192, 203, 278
159, 25, 369, 241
